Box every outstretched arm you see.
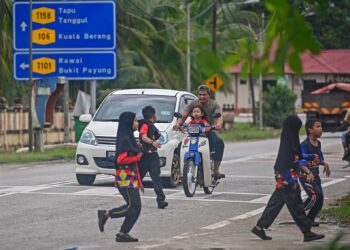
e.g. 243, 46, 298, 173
117, 151, 142, 165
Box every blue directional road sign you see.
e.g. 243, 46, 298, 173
14, 52, 117, 80
13, 1, 116, 51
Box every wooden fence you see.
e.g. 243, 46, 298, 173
0, 107, 75, 151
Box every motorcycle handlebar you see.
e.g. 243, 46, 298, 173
175, 125, 216, 133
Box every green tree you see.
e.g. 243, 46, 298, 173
305, 0, 350, 49
263, 84, 297, 128
0, 0, 28, 104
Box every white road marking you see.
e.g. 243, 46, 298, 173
322, 178, 347, 187
225, 175, 272, 179
248, 195, 271, 204
17, 167, 29, 170
229, 206, 267, 221
172, 233, 191, 239
200, 177, 348, 231
0, 186, 61, 193
200, 220, 231, 230
74, 187, 117, 195
135, 242, 170, 249
1, 189, 270, 204
222, 153, 275, 164
0, 192, 16, 197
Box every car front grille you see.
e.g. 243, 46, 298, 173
95, 136, 139, 145
95, 136, 116, 145
94, 157, 115, 169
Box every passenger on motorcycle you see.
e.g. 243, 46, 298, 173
174, 85, 225, 179
188, 105, 209, 127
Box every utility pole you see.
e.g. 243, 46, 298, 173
28, 0, 33, 151
211, 0, 217, 100
61, 77, 70, 143
186, 0, 191, 92
90, 80, 96, 114
259, 13, 265, 130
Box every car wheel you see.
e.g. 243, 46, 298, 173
163, 154, 181, 188
76, 174, 96, 185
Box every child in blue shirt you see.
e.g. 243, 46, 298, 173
299, 119, 330, 226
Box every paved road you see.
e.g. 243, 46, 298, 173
0, 133, 349, 250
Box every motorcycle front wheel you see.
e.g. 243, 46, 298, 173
203, 186, 214, 194
183, 159, 197, 197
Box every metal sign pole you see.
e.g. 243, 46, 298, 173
28, 0, 33, 151
60, 77, 69, 143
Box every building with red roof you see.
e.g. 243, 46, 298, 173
217, 49, 350, 113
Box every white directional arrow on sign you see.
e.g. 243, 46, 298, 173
20, 21, 27, 32
20, 62, 29, 70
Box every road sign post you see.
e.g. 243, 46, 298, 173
13, 1, 117, 80
13, 1, 116, 51
14, 52, 116, 80
204, 74, 223, 93
13, 0, 117, 149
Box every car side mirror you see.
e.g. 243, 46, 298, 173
79, 114, 92, 123
174, 112, 182, 119
212, 113, 221, 119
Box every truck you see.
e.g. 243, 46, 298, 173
302, 83, 350, 132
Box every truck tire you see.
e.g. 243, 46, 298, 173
76, 174, 96, 185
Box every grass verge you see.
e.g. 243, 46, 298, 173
320, 193, 350, 224
0, 147, 76, 164
220, 122, 280, 141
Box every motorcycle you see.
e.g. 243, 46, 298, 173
174, 112, 221, 197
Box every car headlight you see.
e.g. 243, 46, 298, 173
157, 131, 168, 145
80, 130, 97, 145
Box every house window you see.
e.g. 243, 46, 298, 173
240, 80, 247, 85
263, 80, 276, 92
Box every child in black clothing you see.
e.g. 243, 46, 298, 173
138, 106, 168, 209
97, 112, 143, 243
251, 115, 324, 242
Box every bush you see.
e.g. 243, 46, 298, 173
262, 84, 297, 128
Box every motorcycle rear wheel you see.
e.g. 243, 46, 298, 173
183, 159, 197, 197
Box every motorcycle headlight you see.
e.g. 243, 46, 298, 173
190, 137, 198, 145
188, 125, 200, 134
80, 130, 97, 145
157, 131, 168, 145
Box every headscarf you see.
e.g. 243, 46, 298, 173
274, 115, 303, 172
115, 112, 140, 157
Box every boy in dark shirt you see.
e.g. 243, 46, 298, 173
299, 119, 330, 226
251, 116, 324, 242
138, 106, 168, 209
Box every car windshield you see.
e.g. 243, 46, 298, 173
94, 94, 177, 123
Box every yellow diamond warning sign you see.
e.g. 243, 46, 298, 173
33, 57, 56, 75
32, 28, 56, 45
32, 7, 56, 24
204, 74, 223, 93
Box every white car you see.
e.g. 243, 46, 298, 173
75, 88, 196, 187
